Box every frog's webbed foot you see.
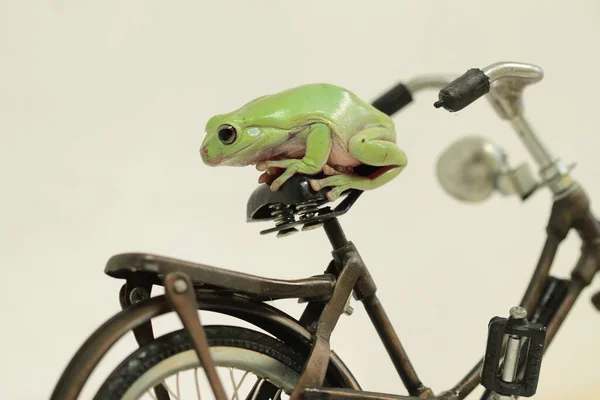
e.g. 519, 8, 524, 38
310, 174, 371, 201
310, 166, 403, 201
257, 159, 322, 191
310, 175, 356, 201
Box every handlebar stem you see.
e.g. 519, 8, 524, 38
480, 62, 575, 197
399, 65, 576, 197
509, 115, 575, 196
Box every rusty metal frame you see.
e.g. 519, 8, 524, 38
50, 184, 600, 400
49, 289, 361, 400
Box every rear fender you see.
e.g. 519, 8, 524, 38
50, 290, 361, 400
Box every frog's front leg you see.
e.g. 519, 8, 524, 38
257, 123, 332, 191
310, 127, 407, 201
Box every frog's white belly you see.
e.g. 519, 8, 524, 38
267, 139, 305, 161
270, 136, 360, 169
328, 139, 360, 167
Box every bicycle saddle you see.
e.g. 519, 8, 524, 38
246, 173, 362, 237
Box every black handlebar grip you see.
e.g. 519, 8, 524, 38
372, 83, 413, 116
433, 68, 490, 112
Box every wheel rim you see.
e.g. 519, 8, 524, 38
122, 346, 302, 400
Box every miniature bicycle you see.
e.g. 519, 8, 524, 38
50, 61, 600, 400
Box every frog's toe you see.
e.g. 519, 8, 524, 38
269, 178, 284, 191
270, 166, 298, 191
322, 164, 342, 176
326, 189, 342, 202
327, 185, 353, 202
310, 174, 353, 190
309, 179, 321, 191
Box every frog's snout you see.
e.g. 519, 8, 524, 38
199, 145, 212, 164
200, 145, 221, 166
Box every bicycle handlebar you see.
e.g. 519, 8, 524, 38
372, 75, 455, 116
433, 68, 491, 112
433, 62, 544, 113
375, 61, 574, 197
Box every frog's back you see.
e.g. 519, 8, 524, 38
236, 83, 393, 135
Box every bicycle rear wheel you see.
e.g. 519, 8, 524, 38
94, 325, 347, 399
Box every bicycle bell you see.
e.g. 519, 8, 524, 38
436, 135, 539, 202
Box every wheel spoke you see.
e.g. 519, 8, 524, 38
230, 368, 239, 400
245, 378, 280, 400
230, 369, 250, 400
162, 380, 180, 400
147, 389, 158, 400
176, 372, 181, 398
248, 379, 265, 400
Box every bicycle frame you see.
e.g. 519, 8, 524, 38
50, 62, 600, 400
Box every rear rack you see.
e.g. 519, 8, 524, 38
105, 252, 336, 301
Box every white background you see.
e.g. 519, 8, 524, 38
1, 1, 600, 399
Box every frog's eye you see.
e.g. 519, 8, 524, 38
217, 124, 237, 145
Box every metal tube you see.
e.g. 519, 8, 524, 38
323, 218, 349, 250
544, 281, 584, 346
510, 116, 555, 170
448, 362, 484, 400
501, 335, 521, 382
519, 234, 561, 314
303, 386, 422, 400
405, 75, 454, 93
362, 295, 432, 398
482, 62, 544, 84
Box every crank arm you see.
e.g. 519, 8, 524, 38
164, 272, 228, 400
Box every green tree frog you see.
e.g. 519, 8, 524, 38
200, 83, 407, 201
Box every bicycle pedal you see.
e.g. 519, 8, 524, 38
481, 306, 547, 398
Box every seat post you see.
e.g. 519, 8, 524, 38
323, 218, 349, 250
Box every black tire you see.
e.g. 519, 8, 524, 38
95, 325, 346, 399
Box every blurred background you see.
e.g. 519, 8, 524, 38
1, 1, 600, 399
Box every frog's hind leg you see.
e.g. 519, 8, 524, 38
310, 127, 407, 201
311, 167, 402, 201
